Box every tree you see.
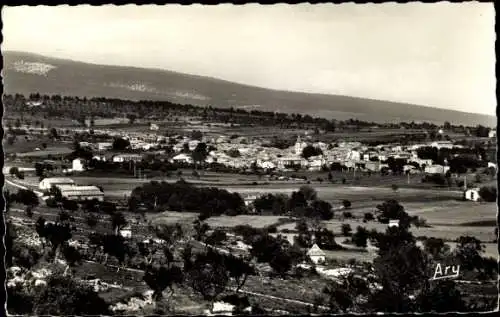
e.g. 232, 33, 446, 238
112, 137, 130, 151
223, 254, 256, 292
13, 189, 39, 207
454, 236, 484, 271
299, 185, 317, 201
187, 250, 230, 307
341, 224, 352, 236
478, 186, 497, 202
422, 237, 451, 260
342, 200, 352, 209
363, 212, 375, 222
368, 227, 428, 313
193, 220, 210, 241
33, 274, 110, 315
351, 226, 369, 248
315, 228, 338, 250
191, 130, 203, 141
62, 199, 78, 212
415, 280, 466, 312
111, 212, 128, 235
143, 265, 184, 301
376, 200, 412, 230
127, 113, 137, 124
49, 128, 59, 139
206, 229, 227, 247
61, 243, 83, 276
9, 166, 19, 176
269, 249, 292, 277
302, 145, 323, 159
192, 142, 208, 167
86, 214, 98, 228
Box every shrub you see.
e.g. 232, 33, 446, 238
479, 186, 497, 202
342, 200, 352, 209
351, 226, 369, 248
364, 212, 375, 221
343, 211, 353, 219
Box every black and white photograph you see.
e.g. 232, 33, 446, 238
1, 3, 498, 315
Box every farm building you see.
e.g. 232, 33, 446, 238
39, 177, 75, 190
488, 130, 496, 138
57, 185, 104, 201
464, 188, 481, 202
307, 243, 326, 264
112, 154, 143, 163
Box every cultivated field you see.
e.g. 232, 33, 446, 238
204, 215, 288, 229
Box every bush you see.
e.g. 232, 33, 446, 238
343, 211, 353, 219
364, 212, 375, 221
46, 198, 58, 208
342, 200, 352, 209
351, 226, 369, 248
479, 186, 497, 202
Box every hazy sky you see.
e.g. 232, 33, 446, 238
2, 3, 496, 115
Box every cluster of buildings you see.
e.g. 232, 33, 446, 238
66, 127, 478, 177
39, 177, 104, 201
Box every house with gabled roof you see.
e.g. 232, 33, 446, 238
307, 243, 326, 264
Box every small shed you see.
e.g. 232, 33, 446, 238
464, 188, 480, 202
307, 243, 326, 264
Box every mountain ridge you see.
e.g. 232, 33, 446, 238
2, 50, 496, 126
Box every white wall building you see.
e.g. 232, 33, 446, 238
39, 177, 75, 190
57, 185, 104, 201
464, 188, 481, 202
72, 159, 85, 172
307, 243, 326, 264
294, 136, 308, 155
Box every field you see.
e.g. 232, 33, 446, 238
205, 215, 288, 229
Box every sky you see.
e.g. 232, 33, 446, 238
2, 3, 496, 115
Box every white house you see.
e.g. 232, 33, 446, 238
488, 130, 496, 138
424, 165, 450, 175
171, 153, 193, 164
119, 226, 132, 238
430, 141, 454, 149
307, 243, 326, 264
294, 136, 308, 155
388, 219, 400, 228
464, 188, 481, 202
72, 159, 85, 172
150, 123, 159, 131
97, 142, 113, 151
39, 177, 75, 190
112, 154, 143, 163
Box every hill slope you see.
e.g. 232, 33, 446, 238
2, 51, 496, 126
